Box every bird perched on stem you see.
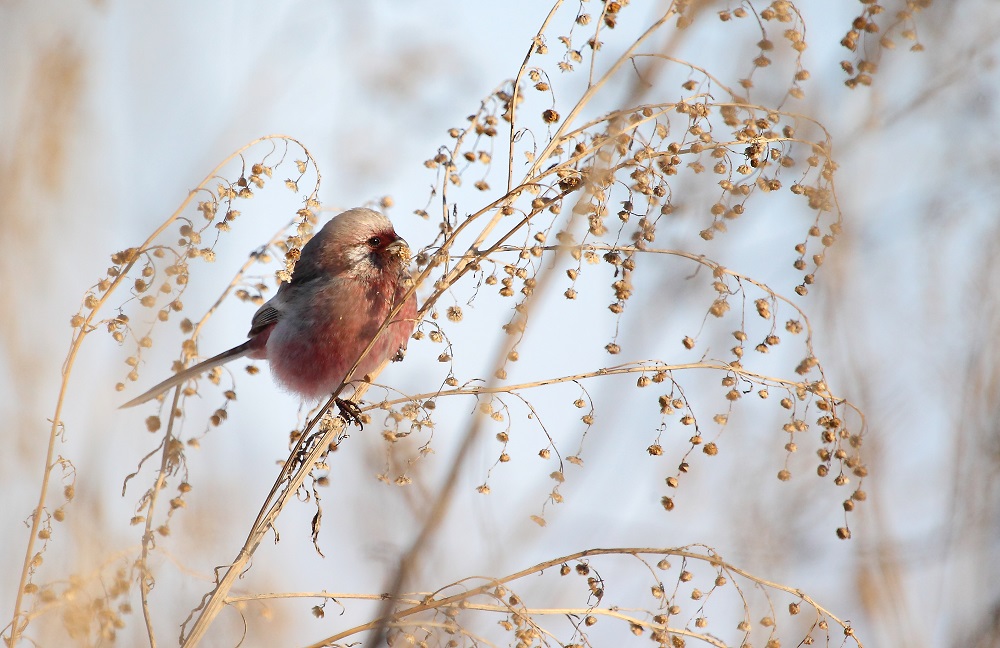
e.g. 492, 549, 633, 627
121, 208, 417, 414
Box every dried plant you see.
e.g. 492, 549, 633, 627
7, 1, 939, 646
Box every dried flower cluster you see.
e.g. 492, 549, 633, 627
385, 0, 862, 537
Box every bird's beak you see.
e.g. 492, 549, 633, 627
386, 238, 411, 264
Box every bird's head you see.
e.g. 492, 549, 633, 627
296, 208, 412, 283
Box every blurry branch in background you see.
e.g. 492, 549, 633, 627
5, 0, 939, 645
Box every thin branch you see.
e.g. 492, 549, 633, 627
307, 546, 862, 648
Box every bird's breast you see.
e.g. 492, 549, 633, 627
264, 275, 413, 400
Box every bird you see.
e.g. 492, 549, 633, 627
120, 207, 418, 413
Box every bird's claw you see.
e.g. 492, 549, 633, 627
335, 398, 365, 430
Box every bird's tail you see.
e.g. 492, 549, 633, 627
119, 341, 254, 409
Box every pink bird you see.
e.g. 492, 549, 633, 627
121, 208, 418, 413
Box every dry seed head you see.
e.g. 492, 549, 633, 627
658, 395, 672, 414
709, 299, 730, 317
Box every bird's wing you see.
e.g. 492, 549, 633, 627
248, 304, 282, 337
248, 266, 328, 337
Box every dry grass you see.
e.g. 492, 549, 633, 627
4, 0, 955, 646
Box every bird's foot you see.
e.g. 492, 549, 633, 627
335, 398, 365, 430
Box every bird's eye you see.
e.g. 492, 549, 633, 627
367, 236, 382, 248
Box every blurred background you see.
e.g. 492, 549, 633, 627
1, 0, 999, 646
